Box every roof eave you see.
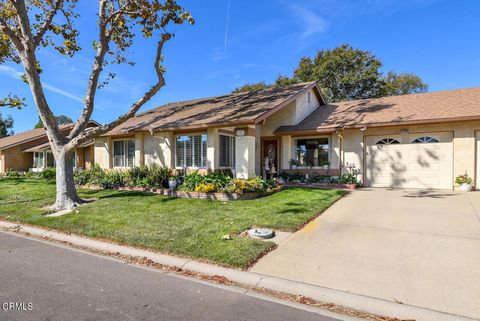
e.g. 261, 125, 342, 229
275, 115, 480, 135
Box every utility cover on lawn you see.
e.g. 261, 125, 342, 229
248, 228, 274, 239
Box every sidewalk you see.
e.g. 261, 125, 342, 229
0, 220, 475, 321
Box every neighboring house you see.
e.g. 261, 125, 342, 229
3, 82, 480, 191
0, 121, 99, 173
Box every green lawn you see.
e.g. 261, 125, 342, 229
0, 178, 344, 268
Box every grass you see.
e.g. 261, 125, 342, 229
0, 178, 344, 268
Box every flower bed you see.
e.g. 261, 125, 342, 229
278, 170, 361, 189
74, 165, 280, 200
80, 185, 284, 201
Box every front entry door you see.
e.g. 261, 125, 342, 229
262, 139, 279, 177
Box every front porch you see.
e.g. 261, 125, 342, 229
23, 143, 94, 172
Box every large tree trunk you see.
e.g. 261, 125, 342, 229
51, 150, 83, 211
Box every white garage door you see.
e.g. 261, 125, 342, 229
365, 132, 453, 189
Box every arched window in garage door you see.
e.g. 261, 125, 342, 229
411, 136, 439, 144
376, 138, 400, 145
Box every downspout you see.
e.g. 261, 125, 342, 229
336, 130, 344, 176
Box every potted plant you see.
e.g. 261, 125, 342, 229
289, 159, 298, 169
455, 174, 473, 192
168, 176, 178, 190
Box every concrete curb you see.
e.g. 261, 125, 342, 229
0, 220, 476, 321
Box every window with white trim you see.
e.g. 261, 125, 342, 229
295, 137, 329, 167
219, 135, 235, 167
412, 136, 439, 144
176, 134, 207, 168
376, 138, 400, 145
113, 140, 135, 167
33, 152, 44, 168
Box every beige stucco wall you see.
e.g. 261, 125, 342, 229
261, 91, 321, 137
295, 88, 320, 123
206, 128, 219, 171
261, 101, 296, 136
235, 134, 256, 179
339, 120, 480, 189
144, 132, 173, 168
94, 138, 111, 169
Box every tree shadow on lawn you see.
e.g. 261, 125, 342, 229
79, 189, 177, 202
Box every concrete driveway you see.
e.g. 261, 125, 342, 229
251, 189, 480, 319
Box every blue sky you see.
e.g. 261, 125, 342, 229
1, 0, 480, 133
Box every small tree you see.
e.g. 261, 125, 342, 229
34, 114, 73, 128
0, 0, 193, 210
381, 71, 428, 96
0, 111, 13, 137
232, 81, 270, 93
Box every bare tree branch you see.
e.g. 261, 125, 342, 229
0, 17, 24, 52
9, 0, 64, 148
66, 33, 171, 149
67, 0, 110, 139
33, 0, 64, 47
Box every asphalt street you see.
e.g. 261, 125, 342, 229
0, 231, 341, 321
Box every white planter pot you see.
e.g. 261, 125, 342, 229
460, 183, 472, 192
291, 165, 297, 170
168, 180, 177, 190
322, 165, 328, 169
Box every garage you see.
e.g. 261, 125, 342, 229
365, 132, 453, 189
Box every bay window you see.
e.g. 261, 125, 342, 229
219, 135, 235, 168
176, 134, 207, 168
113, 140, 135, 168
295, 137, 329, 167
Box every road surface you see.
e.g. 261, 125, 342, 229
0, 231, 341, 321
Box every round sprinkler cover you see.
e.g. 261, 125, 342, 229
248, 228, 274, 239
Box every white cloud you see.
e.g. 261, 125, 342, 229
0, 65, 84, 104
289, 4, 328, 38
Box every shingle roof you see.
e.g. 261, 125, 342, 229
104, 82, 321, 135
0, 121, 99, 150
275, 87, 480, 134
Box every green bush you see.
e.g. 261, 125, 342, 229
101, 170, 125, 189
73, 164, 105, 186
338, 172, 358, 185
178, 171, 233, 192
40, 168, 56, 180
5, 169, 22, 177
222, 177, 268, 194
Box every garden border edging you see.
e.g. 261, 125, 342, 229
0, 220, 474, 321
78, 185, 283, 201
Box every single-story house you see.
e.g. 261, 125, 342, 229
0, 121, 98, 173
2, 82, 480, 190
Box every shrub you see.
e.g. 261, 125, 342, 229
73, 164, 105, 186
194, 183, 216, 193
145, 165, 170, 188
338, 172, 358, 185
178, 170, 205, 191
101, 170, 125, 189
125, 166, 150, 187
40, 168, 56, 180
307, 173, 331, 184
5, 169, 23, 177
223, 177, 267, 194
